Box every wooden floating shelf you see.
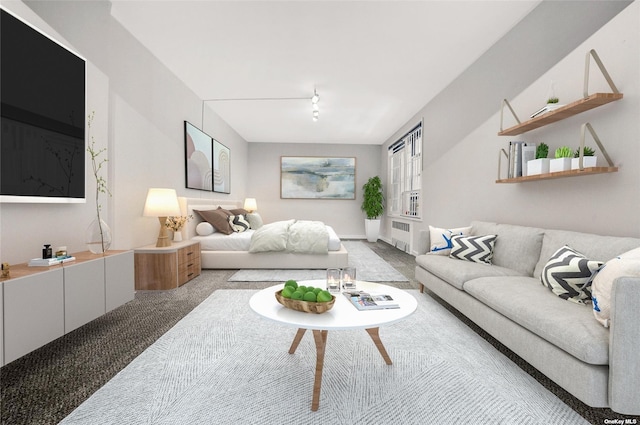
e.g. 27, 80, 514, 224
496, 167, 618, 183
498, 93, 623, 136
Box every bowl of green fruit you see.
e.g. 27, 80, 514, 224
275, 279, 336, 314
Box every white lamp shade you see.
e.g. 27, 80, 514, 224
143, 188, 181, 217
244, 198, 257, 212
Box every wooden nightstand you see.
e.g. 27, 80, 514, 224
134, 241, 201, 290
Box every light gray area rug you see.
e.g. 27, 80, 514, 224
228, 240, 408, 282
60, 290, 587, 425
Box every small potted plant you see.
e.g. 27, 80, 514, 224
571, 146, 597, 170
527, 142, 550, 175
361, 176, 384, 242
550, 146, 573, 173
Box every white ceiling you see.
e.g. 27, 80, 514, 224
110, 1, 541, 144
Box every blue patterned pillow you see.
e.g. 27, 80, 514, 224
428, 225, 471, 256
449, 234, 497, 264
541, 245, 603, 304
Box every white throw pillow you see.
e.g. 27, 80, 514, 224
591, 248, 640, 328
196, 221, 215, 236
246, 213, 264, 230
428, 225, 471, 256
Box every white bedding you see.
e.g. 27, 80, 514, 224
193, 225, 342, 252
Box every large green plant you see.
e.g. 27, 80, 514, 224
361, 176, 384, 220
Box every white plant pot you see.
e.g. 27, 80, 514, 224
526, 158, 550, 176
571, 156, 597, 170
549, 158, 572, 173
365, 219, 381, 243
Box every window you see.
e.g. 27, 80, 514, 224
388, 122, 422, 218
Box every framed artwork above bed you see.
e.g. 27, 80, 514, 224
281, 156, 356, 199
213, 139, 230, 194
184, 121, 213, 191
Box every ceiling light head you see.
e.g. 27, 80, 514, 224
312, 103, 319, 112
311, 89, 319, 104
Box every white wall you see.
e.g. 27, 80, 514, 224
381, 1, 639, 250
0, 0, 249, 264
247, 143, 380, 238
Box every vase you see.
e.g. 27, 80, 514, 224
85, 218, 112, 254
173, 231, 183, 242
549, 158, 572, 173
526, 158, 550, 176
571, 156, 597, 170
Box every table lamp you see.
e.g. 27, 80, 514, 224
143, 188, 181, 247
244, 198, 257, 213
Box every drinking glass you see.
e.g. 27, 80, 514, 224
326, 268, 341, 293
342, 267, 357, 291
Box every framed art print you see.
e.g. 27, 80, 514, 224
281, 156, 355, 199
213, 139, 230, 194
184, 121, 213, 191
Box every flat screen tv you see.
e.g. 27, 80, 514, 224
1, 7, 86, 203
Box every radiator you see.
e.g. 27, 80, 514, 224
391, 220, 411, 253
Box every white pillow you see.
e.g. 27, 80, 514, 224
428, 225, 471, 256
592, 247, 640, 327
196, 221, 215, 236
246, 213, 263, 230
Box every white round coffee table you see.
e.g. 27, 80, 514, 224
250, 280, 418, 411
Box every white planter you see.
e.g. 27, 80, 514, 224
526, 158, 550, 176
549, 158, 572, 173
571, 156, 597, 170
365, 219, 381, 242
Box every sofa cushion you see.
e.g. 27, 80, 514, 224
415, 254, 525, 290
471, 221, 544, 276
533, 229, 640, 279
449, 234, 497, 264
464, 276, 610, 365
541, 245, 603, 304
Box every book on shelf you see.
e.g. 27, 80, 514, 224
343, 291, 400, 310
530, 103, 566, 118
28, 256, 76, 267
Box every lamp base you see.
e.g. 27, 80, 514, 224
156, 216, 171, 247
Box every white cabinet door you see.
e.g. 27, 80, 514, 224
3, 269, 64, 364
105, 251, 134, 312
64, 259, 106, 333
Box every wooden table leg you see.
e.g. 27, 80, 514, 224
288, 328, 307, 354
311, 329, 328, 411
366, 327, 392, 365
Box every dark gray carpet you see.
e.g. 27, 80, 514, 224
0, 240, 629, 425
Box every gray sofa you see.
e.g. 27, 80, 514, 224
414, 221, 640, 415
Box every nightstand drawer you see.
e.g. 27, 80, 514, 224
135, 241, 201, 290
178, 243, 200, 265
178, 258, 200, 286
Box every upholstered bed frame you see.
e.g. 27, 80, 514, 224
179, 197, 349, 269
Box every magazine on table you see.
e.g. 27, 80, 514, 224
343, 291, 400, 310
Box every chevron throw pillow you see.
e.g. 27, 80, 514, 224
541, 245, 603, 304
449, 234, 497, 264
228, 214, 250, 232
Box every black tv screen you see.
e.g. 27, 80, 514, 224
1, 8, 86, 203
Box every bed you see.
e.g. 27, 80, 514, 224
179, 197, 349, 269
